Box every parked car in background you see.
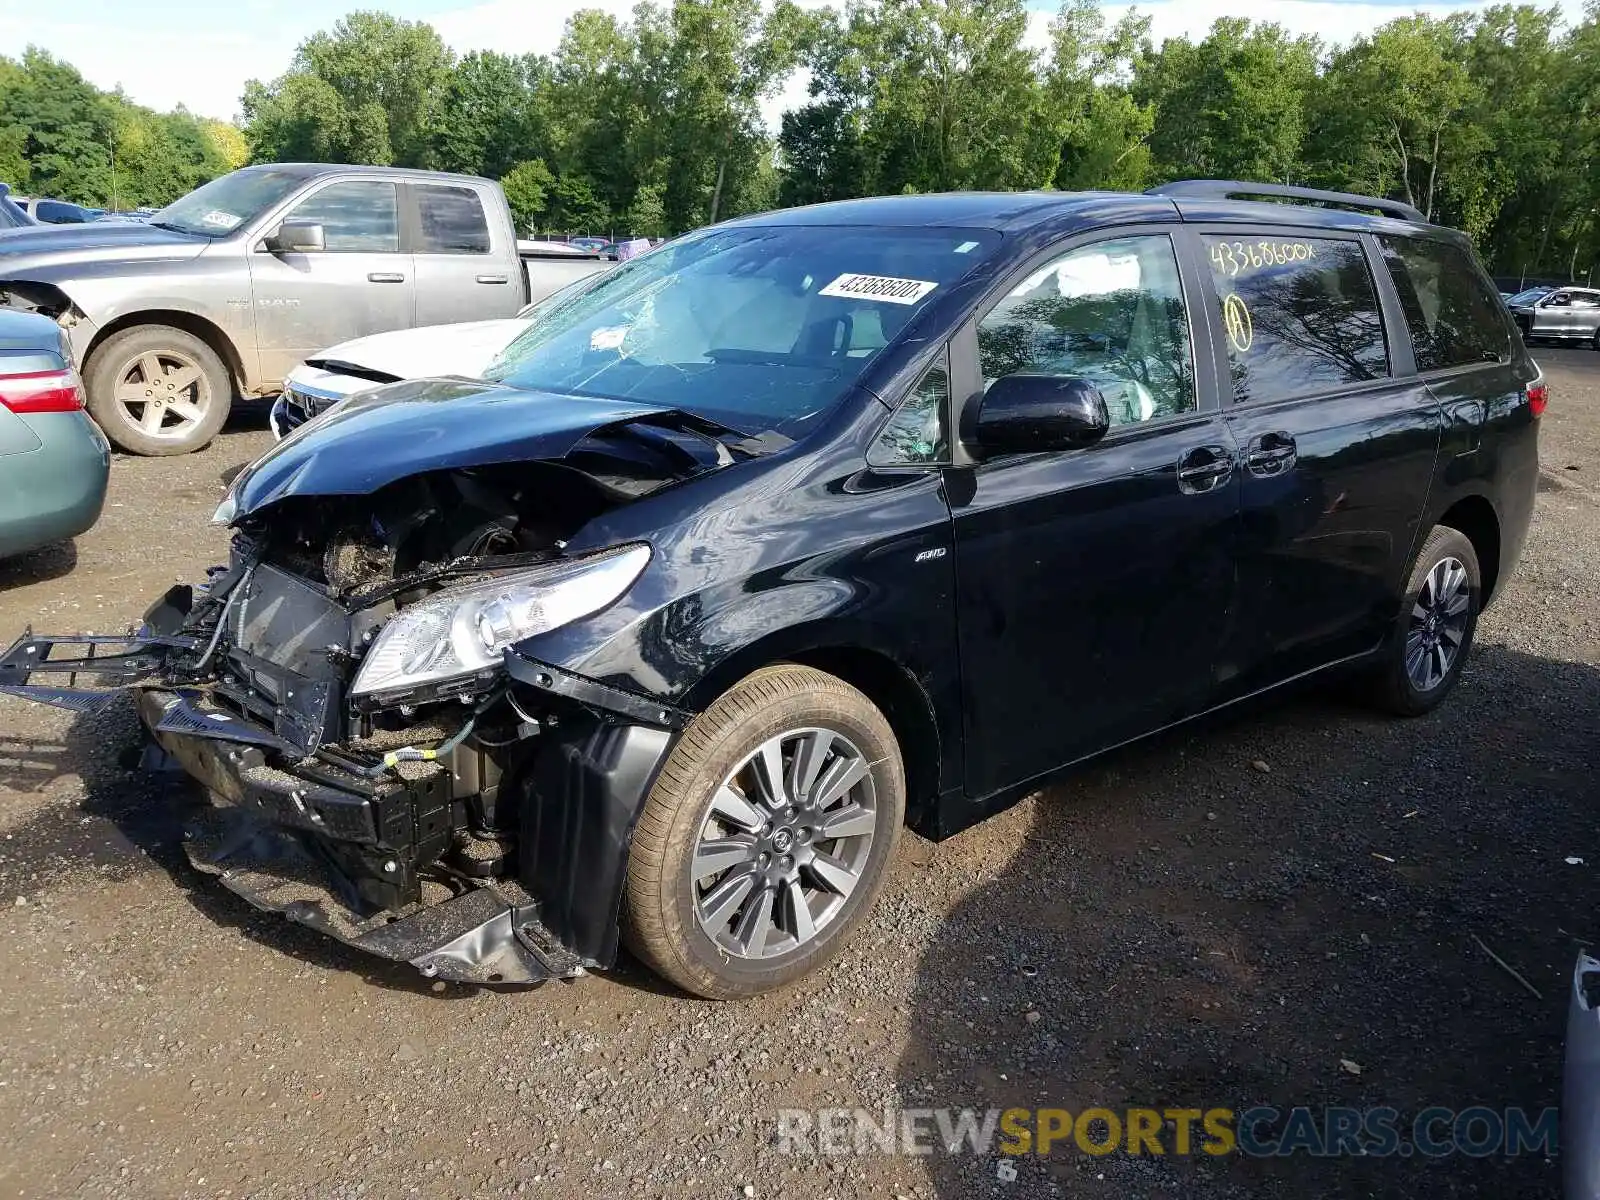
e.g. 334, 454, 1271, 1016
1509, 286, 1600, 348
33, 199, 105, 225
0, 309, 109, 558
0, 180, 1540, 1000
566, 236, 610, 252
0, 186, 34, 229
269, 273, 608, 438
0, 164, 614, 456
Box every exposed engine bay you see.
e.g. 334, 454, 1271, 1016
0, 409, 771, 984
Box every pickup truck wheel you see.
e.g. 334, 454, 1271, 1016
623, 664, 904, 1000
86, 326, 231, 456
1363, 525, 1481, 717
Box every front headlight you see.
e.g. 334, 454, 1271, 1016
350, 543, 651, 699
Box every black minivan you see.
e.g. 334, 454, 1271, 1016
1, 180, 1542, 999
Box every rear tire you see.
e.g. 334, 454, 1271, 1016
1363, 525, 1481, 717
86, 325, 231, 456
623, 664, 904, 1000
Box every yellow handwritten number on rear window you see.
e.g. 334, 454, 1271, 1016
1208, 240, 1317, 278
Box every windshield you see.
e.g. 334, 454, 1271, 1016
485, 225, 999, 436
151, 169, 311, 237
1507, 288, 1551, 306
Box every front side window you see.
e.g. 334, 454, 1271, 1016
869, 354, 950, 467
1202, 235, 1389, 402
977, 234, 1195, 426
416, 185, 490, 254
487, 225, 998, 438
1377, 236, 1509, 371
286, 181, 400, 253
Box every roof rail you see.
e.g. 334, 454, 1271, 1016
1147, 180, 1426, 225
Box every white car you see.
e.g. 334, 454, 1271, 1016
269, 276, 606, 439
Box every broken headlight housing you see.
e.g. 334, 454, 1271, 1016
350, 544, 651, 699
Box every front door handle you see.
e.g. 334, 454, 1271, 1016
475, 274, 510, 284
1176, 444, 1234, 495
367, 272, 406, 283
1245, 431, 1298, 477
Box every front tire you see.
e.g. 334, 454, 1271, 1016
1364, 525, 1481, 717
85, 325, 232, 456
623, 664, 905, 1000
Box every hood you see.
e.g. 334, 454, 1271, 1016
231, 378, 680, 518
0, 221, 208, 269
296, 318, 532, 389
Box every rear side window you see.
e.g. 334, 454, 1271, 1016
416, 185, 491, 254
1201, 235, 1389, 403
287, 181, 399, 252
1377, 236, 1509, 371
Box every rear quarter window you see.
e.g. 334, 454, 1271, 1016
1201, 234, 1389, 403
1377, 236, 1509, 371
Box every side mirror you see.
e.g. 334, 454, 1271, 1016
974, 374, 1111, 454
268, 220, 326, 253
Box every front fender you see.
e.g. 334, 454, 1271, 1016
3, 252, 255, 372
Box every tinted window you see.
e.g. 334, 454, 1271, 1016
869, 354, 950, 466
1377, 236, 1509, 371
287, 181, 399, 252
1572, 292, 1600, 309
487, 225, 999, 438
978, 234, 1195, 426
417, 185, 491, 254
1202, 235, 1388, 402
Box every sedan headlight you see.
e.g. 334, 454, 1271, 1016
350, 544, 651, 698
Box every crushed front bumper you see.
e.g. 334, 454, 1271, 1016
1, 617, 682, 987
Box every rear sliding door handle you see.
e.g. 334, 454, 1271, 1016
367, 272, 406, 283
1244, 431, 1298, 477
1176, 444, 1234, 495
475, 274, 510, 284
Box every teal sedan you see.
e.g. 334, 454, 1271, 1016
0, 310, 109, 558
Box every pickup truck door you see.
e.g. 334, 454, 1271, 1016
248, 179, 415, 387
408, 182, 523, 326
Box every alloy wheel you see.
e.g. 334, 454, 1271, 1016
114, 349, 211, 441
1405, 556, 1471, 692
692, 727, 878, 960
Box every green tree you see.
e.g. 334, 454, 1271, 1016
0, 49, 116, 203
433, 51, 550, 179
501, 158, 555, 231
625, 180, 669, 237
295, 11, 453, 167
1136, 18, 1320, 185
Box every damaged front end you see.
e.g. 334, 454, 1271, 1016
0, 387, 765, 985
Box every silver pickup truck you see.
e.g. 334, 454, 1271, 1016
0, 164, 611, 455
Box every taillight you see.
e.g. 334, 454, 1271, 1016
0, 369, 84, 414
1527, 381, 1548, 418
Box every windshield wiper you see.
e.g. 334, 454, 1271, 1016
146, 220, 208, 237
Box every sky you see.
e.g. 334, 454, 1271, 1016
0, 0, 1589, 128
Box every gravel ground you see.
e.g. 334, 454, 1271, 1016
0, 356, 1597, 1200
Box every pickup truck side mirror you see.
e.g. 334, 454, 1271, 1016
974, 374, 1110, 454
267, 220, 326, 254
